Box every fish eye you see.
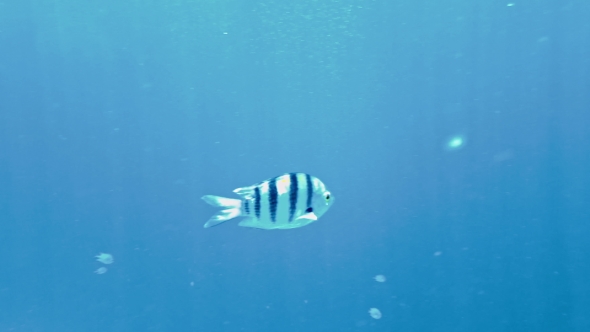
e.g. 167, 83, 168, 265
324, 192, 331, 202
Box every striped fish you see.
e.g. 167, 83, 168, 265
202, 173, 334, 229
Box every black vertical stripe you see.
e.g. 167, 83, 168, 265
305, 173, 313, 210
288, 173, 298, 222
254, 187, 261, 219
268, 178, 278, 222
244, 199, 250, 215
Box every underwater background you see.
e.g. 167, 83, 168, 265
0, 0, 589, 331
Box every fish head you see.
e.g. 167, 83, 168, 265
309, 181, 335, 220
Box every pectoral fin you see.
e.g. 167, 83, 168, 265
296, 212, 318, 221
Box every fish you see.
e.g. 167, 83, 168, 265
201, 173, 334, 229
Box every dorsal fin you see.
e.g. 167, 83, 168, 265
233, 186, 256, 199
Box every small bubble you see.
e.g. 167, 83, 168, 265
445, 135, 466, 150
96, 253, 114, 264
368, 308, 382, 319
374, 274, 386, 282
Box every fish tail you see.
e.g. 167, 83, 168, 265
201, 195, 242, 228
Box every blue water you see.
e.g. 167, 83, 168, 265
1, 0, 589, 331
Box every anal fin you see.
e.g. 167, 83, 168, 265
238, 218, 259, 228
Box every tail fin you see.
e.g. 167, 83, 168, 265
201, 195, 242, 228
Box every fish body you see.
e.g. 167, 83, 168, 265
202, 173, 334, 229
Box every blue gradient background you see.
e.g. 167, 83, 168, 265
0, 0, 589, 331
